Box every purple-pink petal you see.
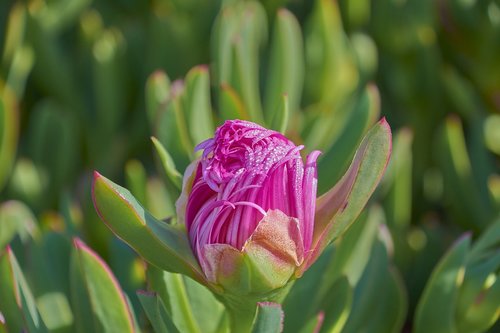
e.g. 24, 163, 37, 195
183, 120, 321, 267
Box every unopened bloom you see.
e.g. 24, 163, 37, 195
93, 117, 390, 330
177, 120, 320, 293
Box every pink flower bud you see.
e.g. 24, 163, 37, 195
177, 120, 320, 287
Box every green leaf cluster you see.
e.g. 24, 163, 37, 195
0, 0, 499, 332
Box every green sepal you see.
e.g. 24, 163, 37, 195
92, 172, 204, 283
202, 210, 303, 296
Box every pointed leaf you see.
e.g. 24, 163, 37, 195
0, 247, 48, 333
342, 238, 407, 333
92, 172, 204, 283
145, 70, 170, 126
147, 266, 226, 333
0, 90, 19, 192
318, 276, 352, 333
219, 83, 248, 121
316, 84, 380, 192
70, 249, 95, 333
304, 118, 391, 271
73, 238, 135, 333
183, 65, 214, 145
0, 201, 39, 248
414, 234, 471, 333
264, 8, 304, 121
151, 137, 182, 191
269, 94, 290, 134
251, 303, 284, 333
137, 291, 179, 333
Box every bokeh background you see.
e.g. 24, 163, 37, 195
1, 0, 499, 332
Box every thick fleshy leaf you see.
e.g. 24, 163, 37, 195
264, 8, 303, 121
201, 210, 303, 294
155, 81, 193, 170
283, 248, 333, 333
303, 118, 391, 271
438, 116, 494, 231
456, 219, 500, 332
298, 313, 324, 333
251, 302, 284, 333
317, 84, 380, 193
151, 137, 182, 191
29, 232, 73, 333
145, 70, 170, 126
70, 249, 95, 333
317, 276, 352, 333
137, 291, 179, 333
414, 234, 471, 333
92, 172, 204, 283
146, 267, 224, 333
73, 238, 135, 333
381, 128, 413, 230
0, 200, 39, 248
0, 90, 19, 192
0, 247, 48, 333
212, 1, 267, 123
269, 94, 290, 134
342, 238, 407, 333
219, 83, 248, 121
182, 65, 214, 145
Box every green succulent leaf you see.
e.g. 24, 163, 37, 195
342, 238, 407, 333
219, 83, 248, 121
264, 8, 303, 121
183, 65, 214, 145
145, 70, 170, 127
316, 84, 380, 193
0, 201, 39, 248
414, 234, 471, 333
0, 91, 19, 192
438, 116, 494, 231
91, 172, 204, 283
0, 247, 48, 333
317, 276, 352, 333
73, 238, 135, 333
147, 267, 244, 333
137, 291, 180, 333
269, 94, 289, 134
151, 137, 183, 191
304, 118, 392, 271
251, 302, 284, 333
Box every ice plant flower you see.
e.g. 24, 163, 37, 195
177, 120, 320, 293
92, 117, 391, 332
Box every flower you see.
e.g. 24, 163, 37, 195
175, 119, 391, 294
178, 120, 320, 281
92, 117, 391, 331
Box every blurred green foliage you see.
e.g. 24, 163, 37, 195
0, 0, 499, 332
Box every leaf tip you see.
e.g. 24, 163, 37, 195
73, 237, 86, 251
